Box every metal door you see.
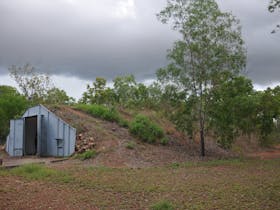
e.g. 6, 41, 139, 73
10, 119, 24, 156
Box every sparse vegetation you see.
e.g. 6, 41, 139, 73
150, 200, 174, 210
75, 150, 97, 160
1, 158, 280, 209
129, 114, 164, 143
125, 141, 136, 149
8, 164, 73, 183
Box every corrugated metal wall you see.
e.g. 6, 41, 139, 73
6, 105, 76, 157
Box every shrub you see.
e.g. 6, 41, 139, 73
75, 150, 97, 160
126, 141, 136, 149
150, 200, 174, 210
119, 118, 129, 128
129, 114, 164, 143
160, 137, 169, 145
75, 104, 120, 123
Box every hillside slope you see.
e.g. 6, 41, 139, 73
49, 106, 230, 167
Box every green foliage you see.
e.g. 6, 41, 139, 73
9, 63, 53, 104
75, 104, 121, 123
10, 164, 73, 183
75, 150, 97, 160
256, 86, 280, 146
129, 114, 164, 143
44, 87, 74, 105
157, 0, 246, 155
113, 75, 137, 107
150, 200, 174, 210
125, 141, 136, 149
0, 86, 29, 144
208, 76, 257, 149
160, 137, 169, 145
81, 77, 115, 105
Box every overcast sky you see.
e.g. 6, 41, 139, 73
0, 0, 279, 99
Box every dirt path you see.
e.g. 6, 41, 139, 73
248, 144, 280, 159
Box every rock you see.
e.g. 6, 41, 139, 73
112, 128, 116, 132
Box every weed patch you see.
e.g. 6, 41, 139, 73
150, 200, 174, 210
75, 150, 97, 160
10, 164, 73, 183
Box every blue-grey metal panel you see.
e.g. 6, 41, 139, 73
64, 124, 70, 156
69, 128, 76, 155
19, 104, 76, 157
10, 119, 24, 156
5, 135, 10, 155
40, 115, 48, 156
37, 115, 42, 156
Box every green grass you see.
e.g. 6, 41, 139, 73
5, 164, 73, 183
129, 114, 164, 143
75, 104, 122, 123
75, 104, 130, 129
150, 200, 174, 210
75, 150, 98, 160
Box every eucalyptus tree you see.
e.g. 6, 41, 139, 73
9, 63, 53, 104
157, 0, 246, 156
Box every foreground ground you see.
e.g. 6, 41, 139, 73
0, 158, 279, 209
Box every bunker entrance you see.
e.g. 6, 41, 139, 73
24, 116, 38, 155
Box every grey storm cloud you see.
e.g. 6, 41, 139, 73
0, 0, 279, 84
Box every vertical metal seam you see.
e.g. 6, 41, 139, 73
68, 125, 70, 155
13, 120, 15, 156
63, 123, 65, 156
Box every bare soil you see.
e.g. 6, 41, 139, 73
248, 144, 280, 159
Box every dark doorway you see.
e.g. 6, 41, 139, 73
24, 116, 38, 155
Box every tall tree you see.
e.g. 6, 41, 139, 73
9, 64, 53, 103
157, 0, 246, 156
81, 77, 115, 105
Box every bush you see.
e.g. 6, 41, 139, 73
0, 86, 29, 144
129, 114, 164, 143
75, 150, 97, 160
75, 104, 120, 123
160, 137, 169, 145
150, 200, 174, 210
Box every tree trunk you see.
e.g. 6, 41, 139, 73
199, 86, 205, 157
200, 123, 205, 157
